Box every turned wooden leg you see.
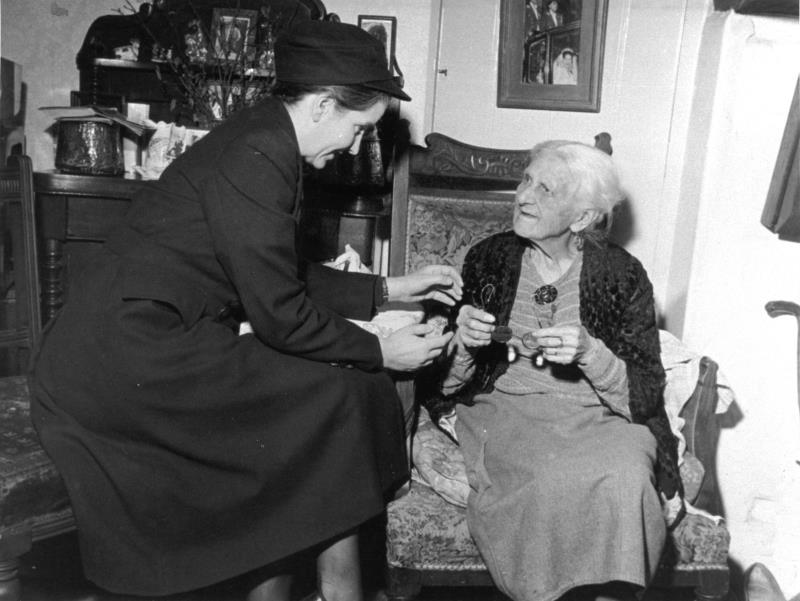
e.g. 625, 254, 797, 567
385, 567, 422, 601
42, 237, 64, 322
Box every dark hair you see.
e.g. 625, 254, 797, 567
271, 81, 389, 112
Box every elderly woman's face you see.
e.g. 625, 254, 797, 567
513, 154, 582, 243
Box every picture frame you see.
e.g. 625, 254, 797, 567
357, 15, 397, 68
497, 0, 609, 112
209, 8, 258, 64
715, 0, 798, 15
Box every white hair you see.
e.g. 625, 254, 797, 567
528, 140, 624, 245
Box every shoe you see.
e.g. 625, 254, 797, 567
745, 563, 787, 601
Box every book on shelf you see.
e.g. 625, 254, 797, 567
39, 105, 150, 136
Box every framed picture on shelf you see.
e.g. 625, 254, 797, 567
498, 0, 609, 112
209, 8, 258, 64
357, 15, 397, 68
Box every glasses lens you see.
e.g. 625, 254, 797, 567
521, 331, 538, 349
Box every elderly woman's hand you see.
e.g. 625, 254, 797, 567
453, 305, 496, 353
386, 265, 463, 306
526, 325, 591, 365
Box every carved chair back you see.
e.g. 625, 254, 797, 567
389, 130, 528, 278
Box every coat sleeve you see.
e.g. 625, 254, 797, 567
303, 261, 383, 321
199, 130, 384, 371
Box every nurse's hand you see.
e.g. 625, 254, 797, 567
379, 324, 454, 372
385, 266, 463, 306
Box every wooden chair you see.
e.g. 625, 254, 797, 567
384, 131, 731, 601
0, 155, 74, 600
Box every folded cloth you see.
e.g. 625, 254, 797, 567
660, 329, 735, 414
324, 243, 373, 274
351, 310, 424, 338
660, 329, 736, 464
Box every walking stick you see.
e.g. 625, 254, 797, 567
765, 300, 800, 457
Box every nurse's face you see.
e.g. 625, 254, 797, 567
304, 98, 388, 170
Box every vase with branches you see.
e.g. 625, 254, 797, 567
119, 0, 290, 128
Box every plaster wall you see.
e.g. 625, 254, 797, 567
680, 12, 800, 592
0, 0, 131, 171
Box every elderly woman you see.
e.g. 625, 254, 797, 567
423, 140, 683, 601
31, 20, 461, 601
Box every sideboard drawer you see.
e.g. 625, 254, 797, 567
66, 196, 130, 241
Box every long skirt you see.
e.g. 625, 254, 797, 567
455, 388, 666, 601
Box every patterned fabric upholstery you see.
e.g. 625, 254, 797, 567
394, 415, 728, 574
681, 452, 705, 503
386, 480, 730, 572
387, 483, 483, 570
403, 195, 513, 274
0, 376, 70, 530
663, 513, 730, 566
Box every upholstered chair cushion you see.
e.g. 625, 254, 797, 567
386, 483, 483, 571
666, 513, 730, 565
411, 413, 468, 508
0, 376, 70, 529
394, 410, 729, 574
386, 479, 730, 573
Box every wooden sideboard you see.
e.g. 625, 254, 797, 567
33, 172, 143, 322
33, 171, 388, 323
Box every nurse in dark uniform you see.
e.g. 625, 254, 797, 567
30, 20, 461, 601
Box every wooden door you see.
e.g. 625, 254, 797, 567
431, 0, 502, 141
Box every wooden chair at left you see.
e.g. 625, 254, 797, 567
0, 154, 74, 600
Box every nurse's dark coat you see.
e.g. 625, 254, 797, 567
30, 98, 407, 595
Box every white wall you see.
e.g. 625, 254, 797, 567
680, 12, 800, 592
1, 0, 138, 171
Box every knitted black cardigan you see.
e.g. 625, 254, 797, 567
419, 231, 683, 499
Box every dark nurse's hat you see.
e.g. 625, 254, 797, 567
275, 20, 411, 101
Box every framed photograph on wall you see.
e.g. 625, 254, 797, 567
357, 15, 397, 68
498, 0, 609, 111
210, 8, 258, 64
